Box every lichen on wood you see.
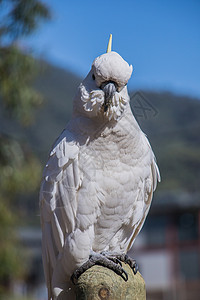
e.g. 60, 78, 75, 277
75, 262, 146, 300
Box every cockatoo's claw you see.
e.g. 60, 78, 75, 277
100, 252, 138, 275
100, 251, 123, 266
120, 269, 128, 281
71, 253, 128, 284
125, 257, 138, 275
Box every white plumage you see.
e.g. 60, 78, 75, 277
40, 49, 160, 299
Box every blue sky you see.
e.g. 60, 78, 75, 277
25, 0, 200, 98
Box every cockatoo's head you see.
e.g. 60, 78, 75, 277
74, 36, 133, 121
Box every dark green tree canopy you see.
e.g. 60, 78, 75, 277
0, 0, 50, 125
0, 0, 50, 40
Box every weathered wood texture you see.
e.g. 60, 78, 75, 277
75, 263, 146, 300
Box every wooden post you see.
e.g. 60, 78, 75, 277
75, 262, 146, 300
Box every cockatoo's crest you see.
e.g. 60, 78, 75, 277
106, 34, 112, 53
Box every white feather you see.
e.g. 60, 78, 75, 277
40, 51, 160, 299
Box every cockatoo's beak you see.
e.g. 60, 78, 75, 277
106, 34, 112, 53
101, 81, 117, 112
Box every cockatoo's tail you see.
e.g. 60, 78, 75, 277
106, 34, 112, 53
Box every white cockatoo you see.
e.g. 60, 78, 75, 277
40, 35, 160, 300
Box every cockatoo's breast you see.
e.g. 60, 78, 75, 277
77, 112, 153, 253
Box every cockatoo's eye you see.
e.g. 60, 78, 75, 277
92, 74, 95, 80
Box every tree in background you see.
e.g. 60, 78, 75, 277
0, 0, 50, 124
0, 0, 50, 296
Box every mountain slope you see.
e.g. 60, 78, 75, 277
1, 61, 200, 195
130, 91, 200, 193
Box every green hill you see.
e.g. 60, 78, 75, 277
130, 91, 200, 193
0, 61, 81, 160
29, 62, 81, 159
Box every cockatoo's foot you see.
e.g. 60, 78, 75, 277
101, 251, 138, 275
71, 253, 128, 284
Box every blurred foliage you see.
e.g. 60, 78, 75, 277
0, 0, 50, 125
0, 46, 43, 125
0, 135, 41, 198
0, 135, 41, 296
0, 0, 50, 297
0, 0, 50, 40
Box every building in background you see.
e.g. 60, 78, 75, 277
132, 191, 200, 300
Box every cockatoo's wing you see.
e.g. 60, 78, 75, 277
39, 129, 80, 298
127, 138, 160, 251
